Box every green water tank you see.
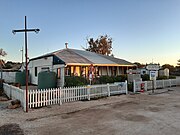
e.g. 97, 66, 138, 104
15, 71, 26, 86
38, 71, 57, 89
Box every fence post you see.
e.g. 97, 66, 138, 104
162, 80, 165, 88
59, 87, 62, 105
154, 80, 157, 90
87, 85, 91, 101
107, 83, 110, 97
145, 81, 147, 91
125, 80, 128, 95
133, 80, 136, 93
169, 79, 172, 87
10, 85, 12, 99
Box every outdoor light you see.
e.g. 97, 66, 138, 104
12, 30, 16, 35
34, 29, 40, 34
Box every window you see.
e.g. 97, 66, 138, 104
35, 67, 37, 77
41, 67, 49, 72
65, 66, 71, 76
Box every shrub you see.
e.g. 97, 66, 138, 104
157, 76, 168, 80
141, 74, 150, 81
98, 76, 114, 84
157, 75, 176, 80
128, 82, 133, 92
114, 75, 127, 82
169, 75, 176, 79
64, 76, 88, 87
65, 75, 128, 87
94, 75, 127, 84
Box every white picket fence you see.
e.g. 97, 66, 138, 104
3, 78, 179, 111
28, 81, 128, 109
3, 83, 26, 111
133, 79, 177, 93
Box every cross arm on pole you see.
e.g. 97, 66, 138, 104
12, 29, 40, 34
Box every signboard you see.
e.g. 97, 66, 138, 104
150, 70, 158, 80
146, 64, 160, 71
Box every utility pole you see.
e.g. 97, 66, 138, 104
12, 16, 40, 112
20, 46, 24, 64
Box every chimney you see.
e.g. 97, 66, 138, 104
65, 42, 68, 49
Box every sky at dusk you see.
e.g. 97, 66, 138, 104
0, 0, 180, 66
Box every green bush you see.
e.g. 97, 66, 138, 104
64, 76, 88, 87
169, 75, 176, 79
114, 75, 127, 82
94, 75, 127, 84
141, 74, 150, 81
157, 76, 168, 80
157, 75, 176, 80
128, 82, 133, 92
65, 75, 128, 87
98, 76, 114, 84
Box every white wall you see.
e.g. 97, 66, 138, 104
159, 68, 169, 77
28, 56, 65, 87
1, 72, 16, 83
28, 56, 53, 85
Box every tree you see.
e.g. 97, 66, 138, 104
178, 59, 180, 66
0, 48, 7, 65
0, 48, 7, 56
133, 62, 145, 68
161, 64, 175, 73
0, 48, 7, 79
85, 35, 113, 56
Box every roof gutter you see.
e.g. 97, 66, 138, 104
66, 63, 135, 67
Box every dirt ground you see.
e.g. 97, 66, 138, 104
0, 87, 180, 135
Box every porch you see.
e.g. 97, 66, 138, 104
64, 65, 133, 78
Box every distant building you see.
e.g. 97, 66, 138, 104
131, 63, 161, 80
1, 63, 21, 83
159, 68, 169, 77
146, 63, 161, 71
137, 67, 149, 75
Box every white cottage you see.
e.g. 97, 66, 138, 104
28, 47, 135, 87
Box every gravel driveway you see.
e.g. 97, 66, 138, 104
0, 87, 180, 135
